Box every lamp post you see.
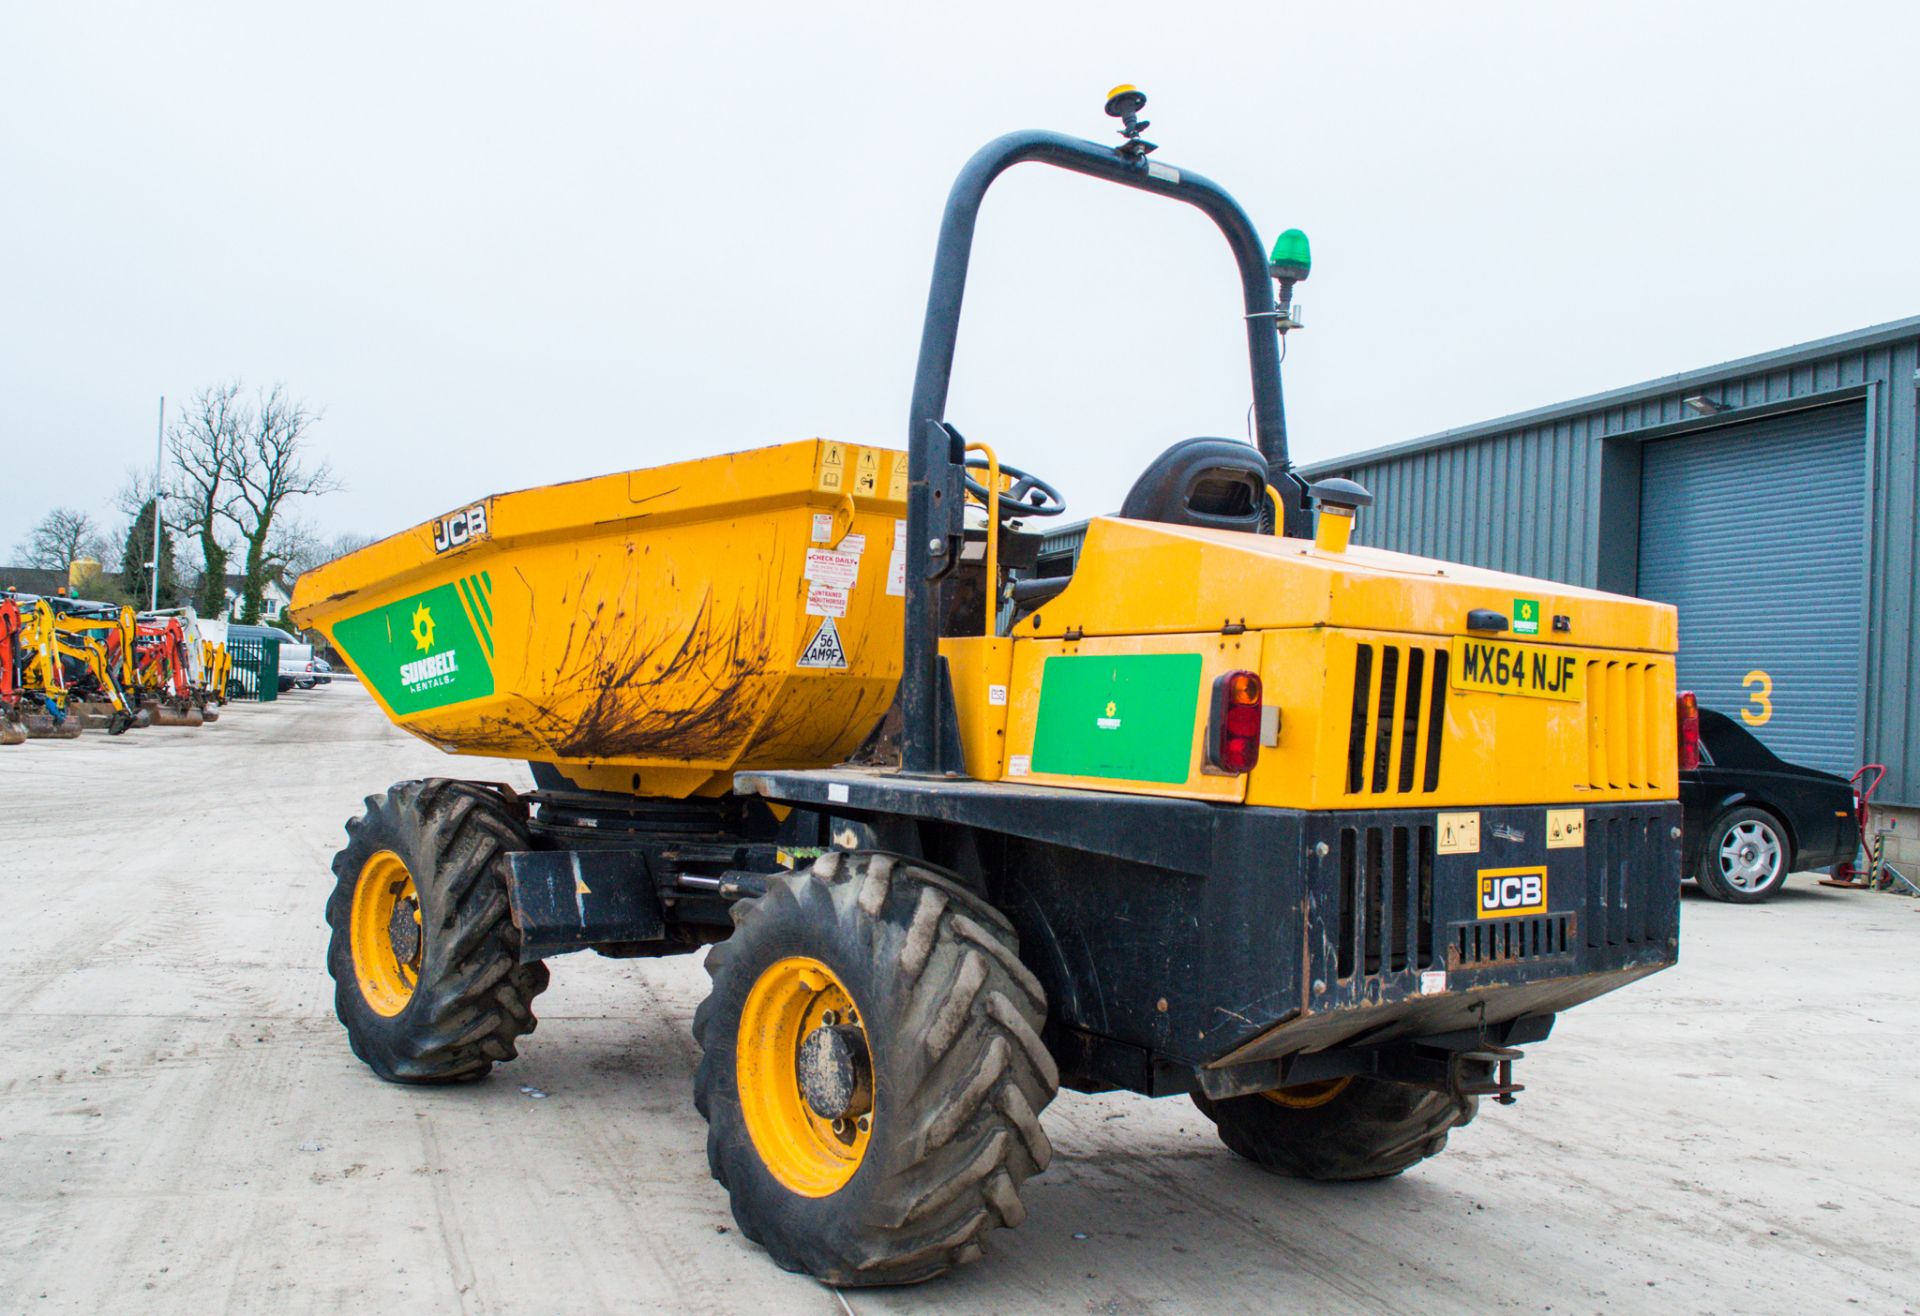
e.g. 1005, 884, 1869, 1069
149, 396, 165, 611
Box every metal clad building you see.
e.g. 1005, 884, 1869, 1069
1302, 316, 1920, 806
1637, 404, 1866, 774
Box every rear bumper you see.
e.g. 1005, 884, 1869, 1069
1216, 801, 1683, 1069
738, 767, 1682, 1097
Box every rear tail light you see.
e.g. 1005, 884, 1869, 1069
1677, 690, 1700, 771
1207, 669, 1263, 774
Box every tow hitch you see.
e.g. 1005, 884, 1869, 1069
1450, 1044, 1526, 1106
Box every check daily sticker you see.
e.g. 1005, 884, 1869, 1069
804, 548, 859, 588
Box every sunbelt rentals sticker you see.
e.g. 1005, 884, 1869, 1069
1512, 597, 1541, 635
331, 574, 498, 715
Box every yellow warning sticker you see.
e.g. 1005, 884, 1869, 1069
1546, 808, 1585, 849
818, 441, 846, 492
888, 452, 909, 501
1436, 811, 1481, 855
854, 447, 880, 496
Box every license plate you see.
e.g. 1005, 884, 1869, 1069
1449, 637, 1584, 702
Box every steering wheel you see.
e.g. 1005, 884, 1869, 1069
962, 455, 1067, 519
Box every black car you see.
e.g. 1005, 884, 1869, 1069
1680, 704, 1859, 903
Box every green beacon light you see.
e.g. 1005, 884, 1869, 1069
1268, 228, 1311, 282
1268, 228, 1311, 334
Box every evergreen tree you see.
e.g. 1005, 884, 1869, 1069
121, 499, 181, 609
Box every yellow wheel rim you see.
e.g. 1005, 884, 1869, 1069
350, 849, 422, 1017
736, 956, 873, 1197
1260, 1076, 1353, 1110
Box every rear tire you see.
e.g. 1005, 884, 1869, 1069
1694, 806, 1790, 903
693, 852, 1057, 1286
325, 779, 550, 1082
1193, 1076, 1475, 1180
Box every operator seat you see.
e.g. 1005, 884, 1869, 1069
1007, 437, 1272, 615
1119, 437, 1270, 533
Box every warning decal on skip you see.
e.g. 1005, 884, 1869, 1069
797, 616, 848, 669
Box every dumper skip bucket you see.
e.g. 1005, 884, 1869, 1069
290, 439, 909, 797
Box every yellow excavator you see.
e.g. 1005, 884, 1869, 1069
54, 603, 144, 732
197, 629, 232, 717
6, 597, 85, 738
291, 90, 1682, 1286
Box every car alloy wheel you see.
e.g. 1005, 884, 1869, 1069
1717, 818, 1784, 894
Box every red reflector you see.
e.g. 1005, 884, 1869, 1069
1215, 733, 1259, 774
1208, 669, 1264, 774
1677, 690, 1700, 772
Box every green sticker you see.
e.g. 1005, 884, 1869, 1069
1513, 597, 1540, 636
332, 575, 495, 715
1031, 653, 1202, 784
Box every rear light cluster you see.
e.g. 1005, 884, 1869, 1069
1207, 669, 1263, 774
1676, 690, 1700, 771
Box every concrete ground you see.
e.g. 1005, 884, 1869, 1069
1, 690, 1916, 1315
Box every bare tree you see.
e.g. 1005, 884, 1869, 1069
222, 385, 340, 623
265, 515, 321, 584
167, 382, 245, 615
115, 465, 158, 520
277, 524, 378, 582
13, 507, 113, 572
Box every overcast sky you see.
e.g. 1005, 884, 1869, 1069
4, 2, 1918, 560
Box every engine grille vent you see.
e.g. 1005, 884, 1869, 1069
1336, 823, 1437, 980
1585, 659, 1663, 790
1345, 643, 1449, 796
1454, 915, 1571, 965
1585, 810, 1665, 949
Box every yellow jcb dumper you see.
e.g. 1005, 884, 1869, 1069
291, 91, 1683, 1287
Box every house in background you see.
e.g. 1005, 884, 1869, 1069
0, 566, 109, 599
2, 563, 297, 630
218, 573, 293, 622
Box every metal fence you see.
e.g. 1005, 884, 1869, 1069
226, 635, 281, 702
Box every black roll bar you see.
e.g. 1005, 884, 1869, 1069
900, 129, 1311, 776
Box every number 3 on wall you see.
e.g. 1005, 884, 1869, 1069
1742, 669, 1773, 726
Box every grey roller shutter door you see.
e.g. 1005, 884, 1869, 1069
1637, 402, 1866, 776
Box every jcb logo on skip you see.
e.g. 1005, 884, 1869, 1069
432, 503, 488, 554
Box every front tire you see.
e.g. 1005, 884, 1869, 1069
325, 779, 550, 1082
694, 852, 1057, 1286
1694, 806, 1790, 903
1193, 1076, 1476, 1180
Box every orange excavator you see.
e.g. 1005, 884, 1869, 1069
123, 615, 205, 727
0, 598, 28, 744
